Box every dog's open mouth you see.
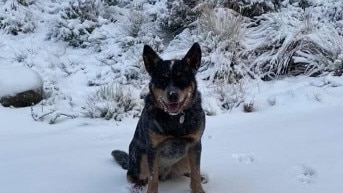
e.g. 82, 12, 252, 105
161, 97, 187, 115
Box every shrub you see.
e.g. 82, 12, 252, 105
243, 101, 254, 112
242, 6, 343, 79
83, 84, 140, 121
17, 0, 35, 6
159, 0, 199, 37
197, 7, 246, 83
47, 0, 104, 48
30, 80, 79, 124
308, 1, 343, 35
224, 0, 279, 18
0, 0, 36, 35
103, 0, 119, 7
214, 80, 246, 111
119, 8, 145, 38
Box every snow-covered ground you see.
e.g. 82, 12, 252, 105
1, 76, 343, 193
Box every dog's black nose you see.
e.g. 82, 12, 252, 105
168, 91, 179, 103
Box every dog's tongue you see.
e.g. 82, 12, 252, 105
166, 103, 180, 114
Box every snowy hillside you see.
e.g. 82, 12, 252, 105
1, 0, 343, 193
1, 0, 342, 119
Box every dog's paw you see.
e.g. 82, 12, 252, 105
130, 185, 145, 193
191, 189, 205, 193
184, 173, 208, 184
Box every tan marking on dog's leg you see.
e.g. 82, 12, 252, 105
139, 154, 149, 182
188, 147, 205, 193
126, 155, 149, 187
146, 154, 160, 193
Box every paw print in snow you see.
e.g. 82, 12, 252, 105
232, 153, 255, 164
294, 165, 317, 184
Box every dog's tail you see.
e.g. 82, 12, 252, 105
111, 150, 129, 170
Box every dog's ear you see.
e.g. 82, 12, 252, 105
143, 45, 161, 75
183, 42, 202, 72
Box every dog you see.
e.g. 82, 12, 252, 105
112, 43, 206, 193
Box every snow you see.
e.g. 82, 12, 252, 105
1, 76, 343, 193
0, 66, 43, 97
204, 104, 343, 193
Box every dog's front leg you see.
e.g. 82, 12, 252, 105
188, 142, 205, 193
146, 149, 159, 193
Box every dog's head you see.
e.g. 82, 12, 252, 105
143, 43, 201, 115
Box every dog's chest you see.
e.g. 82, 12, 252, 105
157, 125, 201, 163
149, 111, 204, 166
158, 138, 190, 166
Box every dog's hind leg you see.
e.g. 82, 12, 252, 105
126, 144, 148, 186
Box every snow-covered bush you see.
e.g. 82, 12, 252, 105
17, 0, 36, 6
83, 84, 141, 121
92, 2, 164, 85
308, 1, 343, 35
30, 79, 79, 124
0, 0, 36, 35
92, 32, 162, 86
94, 45, 145, 85
197, 7, 246, 83
159, 0, 200, 37
224, 0, 279, 18
292, 27, 343, 76
243, 5, 343, 79
47, 0, 105, 48
120, 8, 145, 38
103, 0, 119, 7
201, 78, 247, 115
242, 7, 305, 79
216, 81, 246, 111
